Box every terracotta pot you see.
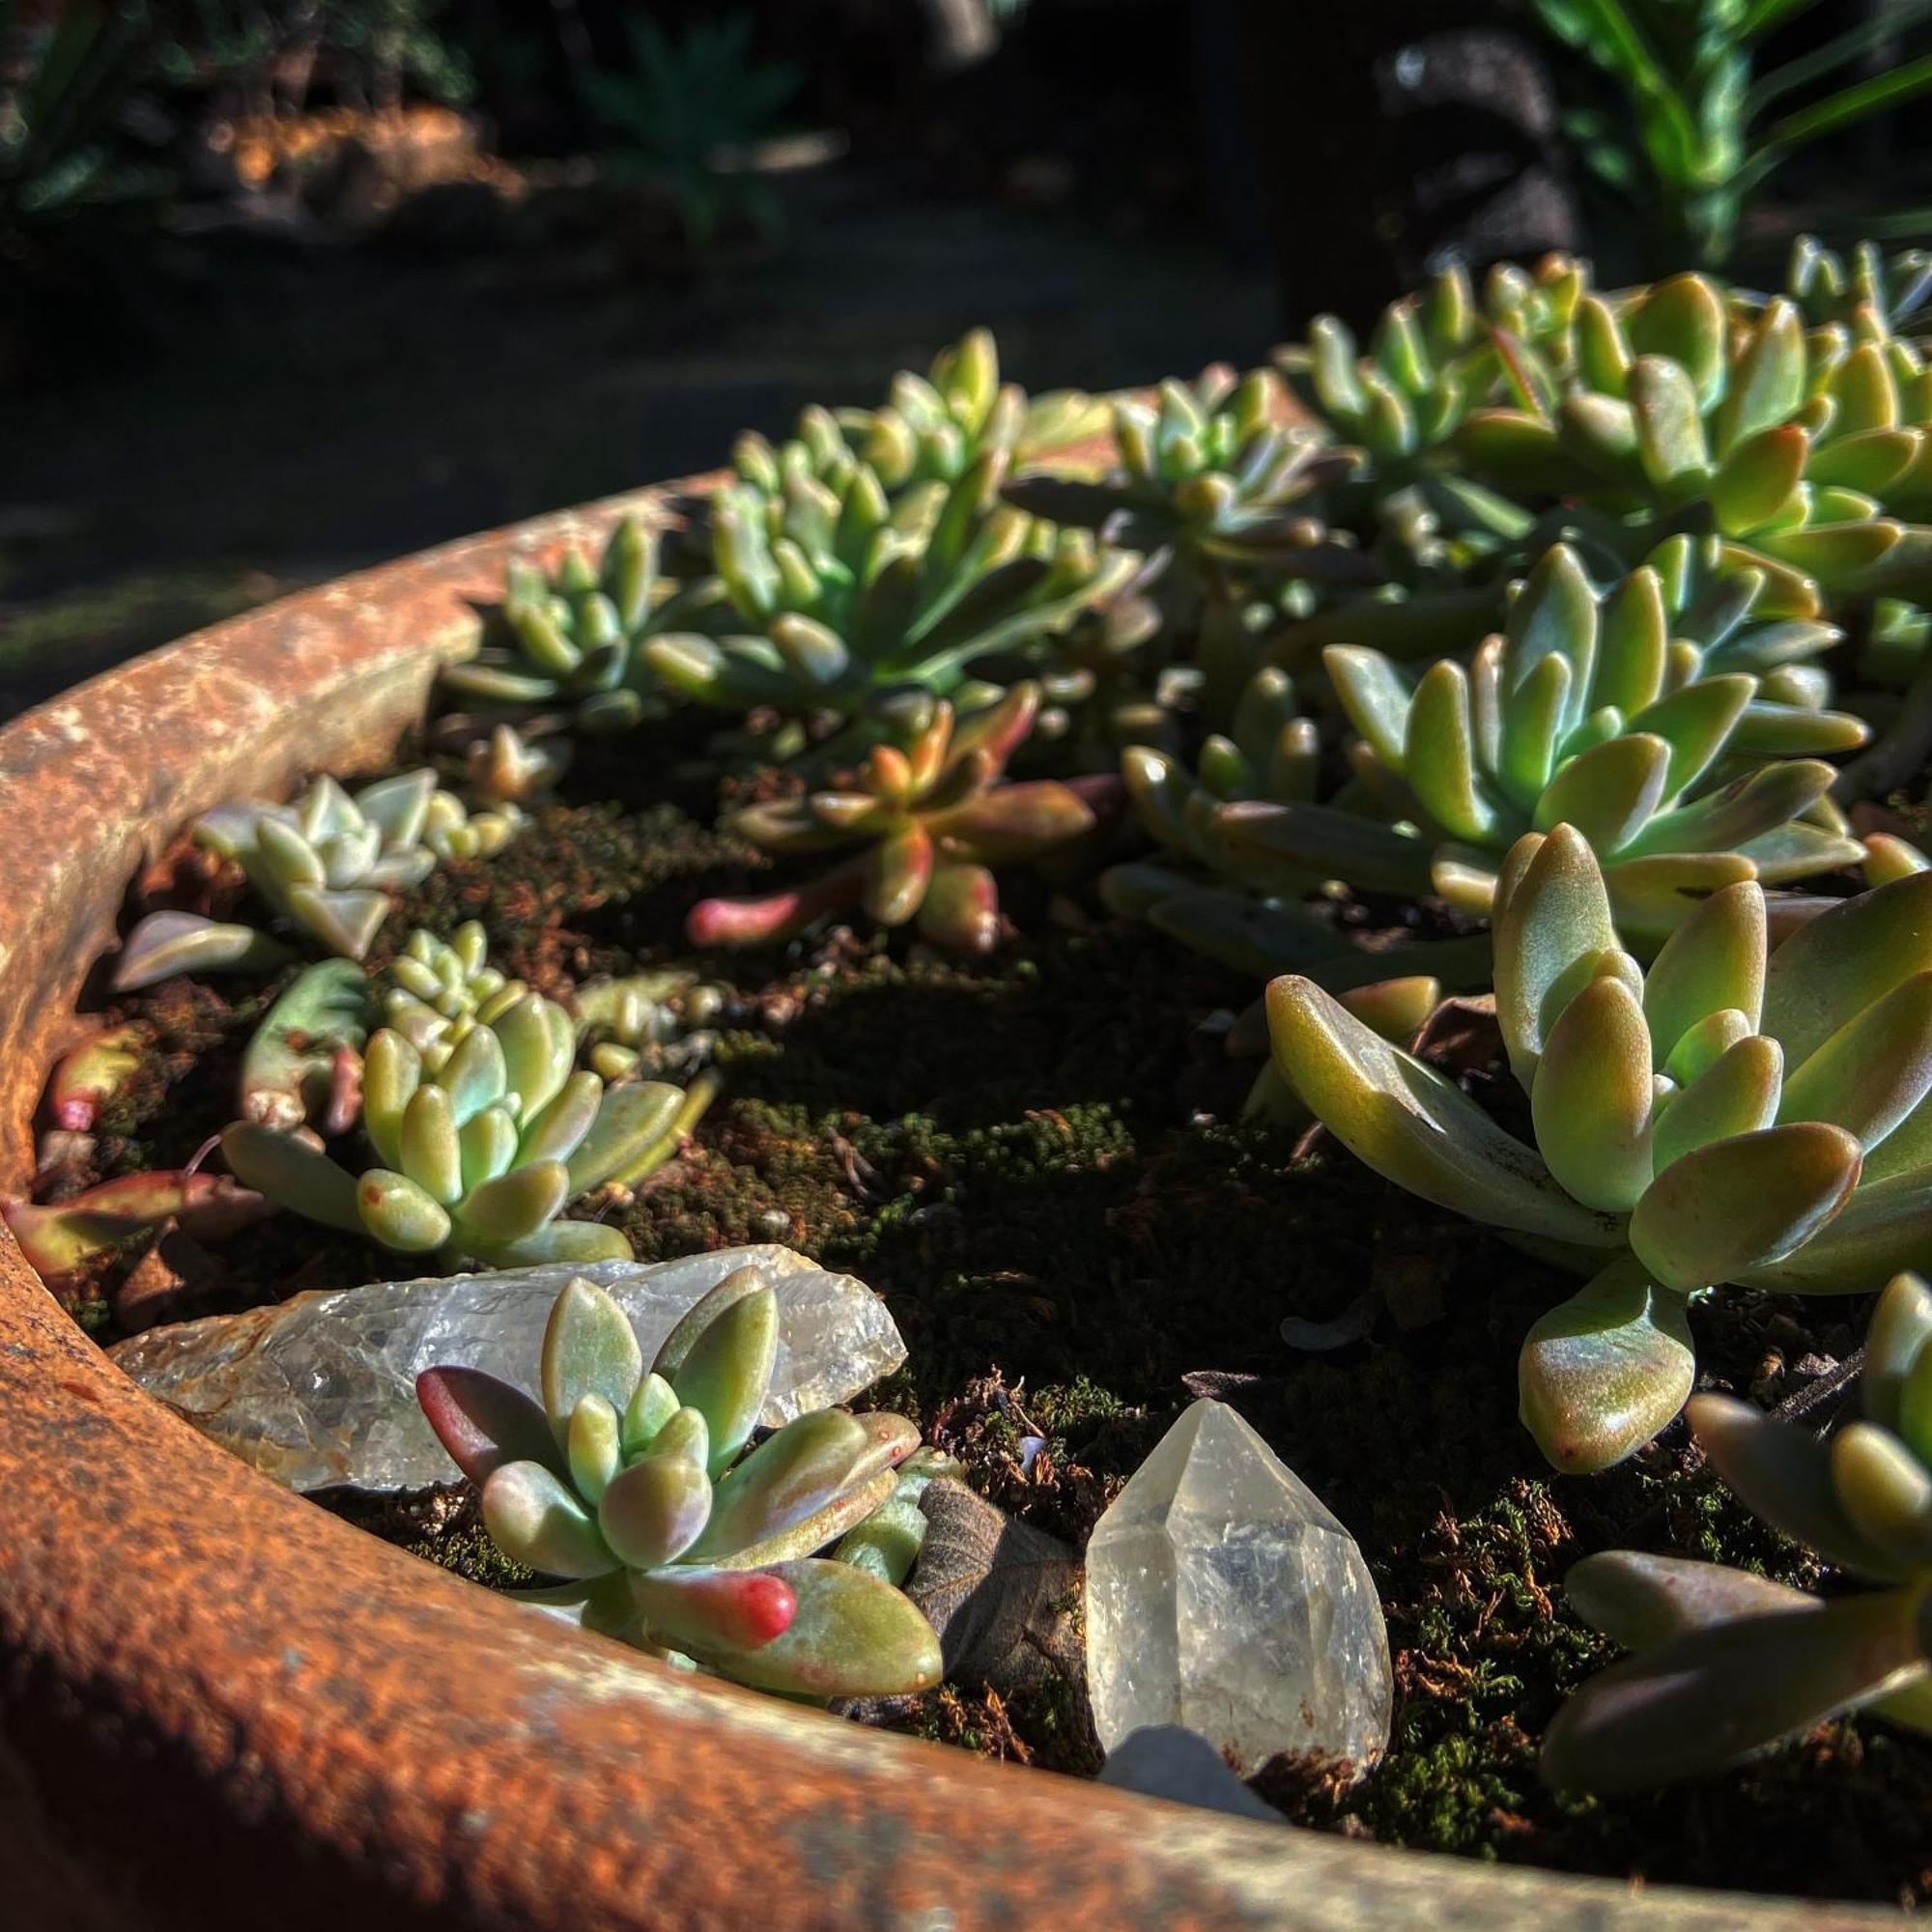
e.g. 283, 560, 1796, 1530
0, 489, 1884, 1929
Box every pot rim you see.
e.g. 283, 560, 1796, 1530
0, 487, 1891, 1929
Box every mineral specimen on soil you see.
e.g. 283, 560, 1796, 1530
1084, 1398, 1392, 1776
110, 1245, 905, 1492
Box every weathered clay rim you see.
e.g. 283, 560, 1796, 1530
0, 485, 1895, 1928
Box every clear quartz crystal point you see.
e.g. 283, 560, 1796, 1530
110, 1244, 903, 1492
1085, 1398, 1392, 1776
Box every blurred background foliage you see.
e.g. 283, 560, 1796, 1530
3, 0, 1927, 712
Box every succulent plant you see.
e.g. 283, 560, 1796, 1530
441, 517, 719, 733
688, 682, 1098, 953
733, 327, 1106, 502
1452, 270, 1932, 607
574, 971, 725, 1083
458, 720, 572, 806
647, 453, 1136, 719
2, 1170, 266, 1286
1219, 539, 1865, 952
1004, 366, 1366, 589
44, 1021, 147, 1134
1284, 255, 1587, 493
1266, 826, 1932, 1473
415, 1268, 943, 1699
112, 772, 523, 988
239, 958, 370, 1133
1544, 1271, 1932, 1793
221, 970, 711, 1265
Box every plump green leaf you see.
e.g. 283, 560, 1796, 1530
1778, 970, 1932, 1151
1650, 1037, 1782, 1173
598, 1452, 713, 1570
1761, 871, 1932, 1065
1564, 1549, 1812, 1652
481, 1460, 615, 1578
1641, 881, 1766, 1060
540, 1276, 643, 1447
1630, 1122, 1861, 1292
681, 1557, 942, 1698
1542, 1586, 1928, 1794
220, 1122, 362, 1233
1531, 976, 1657, 1211
355, 1168, 453, 1252
1494, 826, 1619, 1084
568, 1393, 622, 1504
1518, 1256, 1695, 1472
667, 1280, 779, 1477
416, 1367, 564, 1487
685, 1409, 869, 1563
1865, 1271, 1932, 1439
630, 1565, 797, 1653
1266, 973, 1623, 1245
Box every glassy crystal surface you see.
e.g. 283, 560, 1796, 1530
110, 1244, 903, 1492
1085, 1399, 1392, 1776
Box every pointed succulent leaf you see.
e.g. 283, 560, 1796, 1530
541, 1276, 644, 1448
1776, 970, 1932, 1151
1531, 733, 1671, 857
111, 912, 291, 992
1866, 1271, 1932, 1440
666, 1279, 779, 1477
1832, 1422, 1932, 1570
1740, 1169, 1932, 1293
1265, 974, 1622, 1245
481, 1461, 615, 1579
1642, 881, 1766, 1063
1690, 1393, 1904, 1577
416, 1366, 565, 1487
566, 1080, 685, 1195
1519, 1258, 1694, 1473
220, 1122, 363, 1233
1494, 827, 1619, 1085
1650, 1037, 1782, 1174
684, 1409, 870, 1563
1761, 871, 1932, 1067
568, 1393, 623, 1505
1541, 1588, 1928, 1794
1530, 976, 1656, 1211
1565, 1549, 1813, 1653
622, 1371, 679, 1459
630, 1565, 798, 1654
708, 1464, 900, 1572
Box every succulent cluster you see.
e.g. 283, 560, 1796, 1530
1268, 827, 1932, 1472
417, 1269, 942, 1697
647, 454, 1136, 719
732, 327, 1105, 501
1546, 1272, 1932, 1793
689, 682, 1098, 953
113, 771, 522, 988
1005, 367, 1364, 587
1226, 538, 1865, 950
222, 972, 708, 1265
1450, 270, 1932, 606
442, 517, 717, 733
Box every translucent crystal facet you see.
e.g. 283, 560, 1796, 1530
110, 1245, 903, 1492
1085, 1399, 1392, 1776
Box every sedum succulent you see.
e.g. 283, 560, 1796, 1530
239, 958, 370, 1133
1003, 366, 1365, 585
1544, 1271, 1932, 1793
647, 454, 1135, 718
1267, 826, 1932, 1473
1220, 539, 1865, 951
416, 1269, 943, 1699
732, 327, 1106, 502
574, 971, 725, 1083
1452, 270, 1932, 607
112, 771, 523, 987
688, 682, 1097, 953
441, 517, 722, 732
221, 974, 710, 1266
